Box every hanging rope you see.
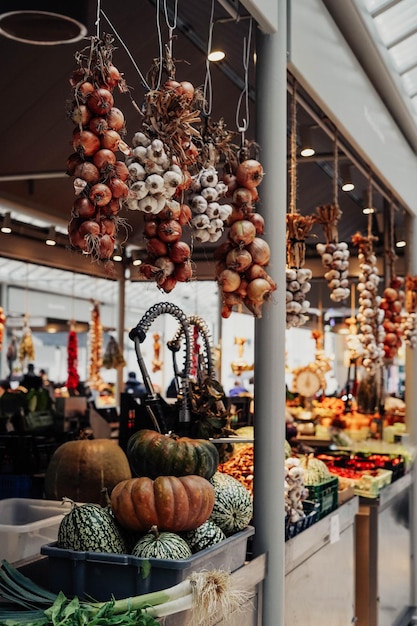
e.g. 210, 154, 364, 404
164, 0, 178, 58
367, 169, 373, 240
202, 0, 216, 117
388, 196, 398, 278
235, 17, 253, 141
95, 0, 101, 39
333, 130, 339, 207
289, 78, 298, 215
100, 0, 164, 92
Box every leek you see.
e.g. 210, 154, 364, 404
0, 561, 249, 626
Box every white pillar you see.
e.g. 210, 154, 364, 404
405, 211, 417, 604
252, 1, 287, 625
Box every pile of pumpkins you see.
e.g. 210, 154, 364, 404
44, 431, 253, 560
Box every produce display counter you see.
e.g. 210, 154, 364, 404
355, 471, 412, 626
285, 496, 358, 625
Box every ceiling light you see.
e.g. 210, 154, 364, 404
341, 164, 354, 192
45, 226, 56, 246
299, 126, 315, 157
113, 250, 123, 262
130, 249, 143, 266
396, 228, 406, 248
208, 49, 225, 62
1, 212, 12, 234
0, 7, 87, 45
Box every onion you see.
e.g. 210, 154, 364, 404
174, 260, 193, 282
221, 304, 233, 319
113, 161, 129, 181
246, 263, 269, 282
178, 203, 192, 226
227, 206, 251, 225
178, 81, 195, 101
246, 277, 274, 303
73, 161, 100, 184
101, 129, 121, 152
66, 152, 83, 175
102, 199, 121, 216
89, 117, 108, 135
108, 177, 129, 199
228, 220, 256, 246
89, 183, 112, 206
69, 228, 88, 251
71, 104, 92, 127
103, 64, 122, 90
72, 196, 96, 219
106, 107, 125, 131
246, 238, 271, 266
226, 248, 253, 272
143, 220, 158, 239
154, 256, 175, 283
232, 187, 253, 208
88, 88, 114, 116
218, 268, 241, 293
139, 263, 157, 279
223, 292, 244, 307
169, 241, 191, 264
235, 159, 264, 189
93, 148, 117, 171
159, 275, 178, 293
158, 202, 181, 221
98, 234, 115, 259
157, 219, 182, 244
100, 218, 116, 237
79, 219, 100, 237
72, 130, 101, 157
222, 173, 238, 196
247, 212, 265, 235
146, 237, 168, 258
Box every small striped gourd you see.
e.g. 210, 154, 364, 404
209, 471, 253, 535
131, 525, 192, 560
300, 454, 332, 485
184, 520, 226, 553
58, 502, 128, 553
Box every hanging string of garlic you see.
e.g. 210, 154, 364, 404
286, 80, 316, 328
403, 275, 417, 348
285, 457, 309, 524
286, 214, 316, 328
352, 232, 385, 374
316, 204, 350, 302
188, 165, 233, 243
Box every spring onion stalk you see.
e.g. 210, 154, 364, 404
0, 561, 248, 626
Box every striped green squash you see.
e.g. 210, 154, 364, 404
184, 520, 226, 553
209, 471, 253, 535
58, 503, 128, 554
131, 525, 192, 560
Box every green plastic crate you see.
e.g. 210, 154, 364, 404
305, 476, 339, 520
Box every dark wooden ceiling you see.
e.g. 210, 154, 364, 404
0, 0, 406, 278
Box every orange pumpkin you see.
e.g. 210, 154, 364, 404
44, 439, 132, 504
111, 475, 215, 533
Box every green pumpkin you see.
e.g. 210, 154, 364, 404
184, 520, 226, 553
209, 472, 253, 535
132, 525, 192, 560
58, 502, 128, 554
126, 429, 219, 480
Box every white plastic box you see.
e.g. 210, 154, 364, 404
0, 498, 72, 563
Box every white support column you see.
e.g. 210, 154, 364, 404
252, 1, 287, 624
405, 212, 417, 605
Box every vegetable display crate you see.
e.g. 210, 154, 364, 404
41, 526, 255, 601
0, 498, 74, 563
305, 476, 339, 520
285, 500, 320, 541
353, 468, 393, 498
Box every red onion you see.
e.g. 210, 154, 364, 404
174, 260, 193, 282
157, 219, 182, 244
146, 237, 168, 258
169, 241, 191, 264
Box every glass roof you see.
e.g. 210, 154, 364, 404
358, 0, 417, 127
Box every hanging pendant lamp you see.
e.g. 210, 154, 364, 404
0, 2, 88, 45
